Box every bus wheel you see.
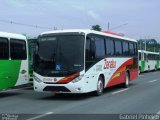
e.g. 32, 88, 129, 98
155, 66, 157, 71
123, 72, 130, 88
95, 76, 104, 96
139, 67, 141, 74
148, 66, 150, 72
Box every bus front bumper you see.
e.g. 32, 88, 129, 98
33, 80, 87, 94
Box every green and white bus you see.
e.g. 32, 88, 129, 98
0, 32, 29, 90
138, 50, 160, 72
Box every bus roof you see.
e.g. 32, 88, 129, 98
138, 50, 159, 54
41, 29, 137, 43
0, 31, 27, 40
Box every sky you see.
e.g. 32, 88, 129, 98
0, 0, 160, 41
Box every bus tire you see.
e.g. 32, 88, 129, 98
155, 66, 157, 71
139, 67, 141, 74
94, 76, 104, 96
148, 66, 150, 72
123, 72, 130, 88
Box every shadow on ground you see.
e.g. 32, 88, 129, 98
0, 92, 22, 98
37, 83, 137, 101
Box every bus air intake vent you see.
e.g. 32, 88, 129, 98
43, 86, 71, 92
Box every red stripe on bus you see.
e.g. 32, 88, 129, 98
106, 58, 137, 87
56, 72, 80, 84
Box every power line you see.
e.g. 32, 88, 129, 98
0, 19, 56, 30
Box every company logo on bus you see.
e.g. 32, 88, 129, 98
104, 59, 116, 69
43, 77, 58, 82
43, 78, 53, 81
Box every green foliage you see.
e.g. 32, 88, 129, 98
91, 25, 102, 31
138, 43, 160, 52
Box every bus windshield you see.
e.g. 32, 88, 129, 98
34, 34, 85, 77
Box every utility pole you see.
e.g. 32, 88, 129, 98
140, 40, 142, 50
145, 37, 147, 51
107, 22, 110, 31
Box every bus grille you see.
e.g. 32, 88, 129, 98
43, 86, 71, 92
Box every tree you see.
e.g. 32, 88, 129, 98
91, 25, 102, 31
138, 42, 160, 52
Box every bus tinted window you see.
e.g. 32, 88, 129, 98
144, 53, 147, 60
148, 54, 156, 60
139, 52, 141, 60
157, 55, 159, 60
95, 37, 105, 57
129, 43, 134, 56
86, 38, 91, 60
148, 54, 151, 60
0, 38, 9, 59
105, 38, 114, 56
122, 41, 129, 56
10, 39, 27, 60
134, 43, 138, 55
86, 36, 95, 60
115, 40, 122, 56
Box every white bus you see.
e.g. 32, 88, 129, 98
138, 50, 160, 72
33, 29, 138, 95
0, 32, 29, 90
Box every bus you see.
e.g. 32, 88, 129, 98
138, 50, 160, 72
0, 32, 29, 90
33, 29, 138, 95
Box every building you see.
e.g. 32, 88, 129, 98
138, 39, 158, 45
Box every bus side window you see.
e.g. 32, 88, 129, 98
0, 37, 9, 60
129, 42, 134, 56
95, 37, 105, 58
86, 36, 95, 60
90, 38, 96, 59
86, 37, 91, 60
122, 41, 129, 56
153, 54, 155, 60
139, 52, 141, 60
115, 40, 122, 56
10, 39, 27, 60
105, 38, 114, 56
146, 54, 148, 62
134, 43, 138, 56
157, 55, 159, 60
144, 53, 146, 61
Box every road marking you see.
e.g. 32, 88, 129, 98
148, 79, 158, 83
112, 88, 129, 95
27, 112, 54, 120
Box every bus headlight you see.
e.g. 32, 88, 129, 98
33, 75, 42, 83
72, 75, 84, 83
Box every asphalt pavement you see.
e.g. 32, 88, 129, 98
0, 71, 160, 120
